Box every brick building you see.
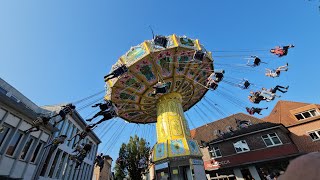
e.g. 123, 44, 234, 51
264, 100, 320, 153
191, 113, 300, 180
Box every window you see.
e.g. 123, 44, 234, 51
209, 146, 222, 158
31, 141, 44, 163
67, 125, 76, 146
61, 120, 70, 136
62, 158, 71, 179
295, 109, 319, 120
262, 133, 282, 147
233, 140, 250, 153
308, 130, 320, 141
6, 131, 23, 156
90, 144, 95, 160
0, 108, 7, 121
54, 120, 65, 137
49, 149, 62, 177
20, 137, 35, 160
56, 152, 68, 178
0, 126, 10, 147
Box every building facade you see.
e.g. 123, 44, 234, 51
0, 78, 53, 179
92, 155, 113, 180
36, 105, 101, 180
264, 100, 320, 153
191, 113, 300, 180
0, 78, 101, 180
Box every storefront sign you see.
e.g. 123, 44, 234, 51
155, 162, 169, 170
213, 160, 230, 166
205, 160, 231, 170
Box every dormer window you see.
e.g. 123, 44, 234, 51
294, 109, 319, 120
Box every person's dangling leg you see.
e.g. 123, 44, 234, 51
104, 73, 115, 81
103, 73, 112, 79
278, 63, 289, 71
272, 85, 287, 93
96, 118, 106, 125
254, 108, 262, 115
25, 126, 40, 134
96, 113, 113, 125
86, 111, 104, 122
24, 127, 34, 134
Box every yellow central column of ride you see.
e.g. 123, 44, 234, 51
153, 92, 202, 162
157, 92, 190, 142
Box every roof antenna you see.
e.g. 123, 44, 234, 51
149, 25, 155, 39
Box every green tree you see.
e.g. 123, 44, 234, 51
114, 135, 150, 180
114, 144, 127, 179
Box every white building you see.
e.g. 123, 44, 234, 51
0, 78, 101, 180
36, 105, 101, 180
0, 78, 53, 179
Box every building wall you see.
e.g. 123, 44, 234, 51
201, 127, 299, 173
200, 147, 210, 162
92, 158, 113, 180
37, 111, 99, 180
210, 128, 292, 158
263, 101, 320, 154
0, 100, 51, 179
288, 120, 320, 153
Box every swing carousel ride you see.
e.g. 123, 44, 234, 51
26, 33, 293, 176
102, 34, 294, 176
105, 35, 213, 174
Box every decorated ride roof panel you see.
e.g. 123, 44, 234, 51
105, 35, 214, 124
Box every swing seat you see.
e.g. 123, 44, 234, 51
155, 86, 168, 94
154, 36, 168, 48
193, 50, 205, 62
244, 81, 251, 89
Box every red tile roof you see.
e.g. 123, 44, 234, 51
190, 113, 266, 143
263, 100, 320, 127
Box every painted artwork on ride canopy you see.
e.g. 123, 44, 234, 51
170, 139, 186, 155
179, 36, 194, 47
124, 45, 146, 65
119, 92, 136, 101
134, 60, 156, 82
155, 143, 167, 160
157, 56, 173, 77
188, 140, 201, 156
140, 64, 155, 81
118, 74, 145, 93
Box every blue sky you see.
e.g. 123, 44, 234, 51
1, 0, 320, 167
